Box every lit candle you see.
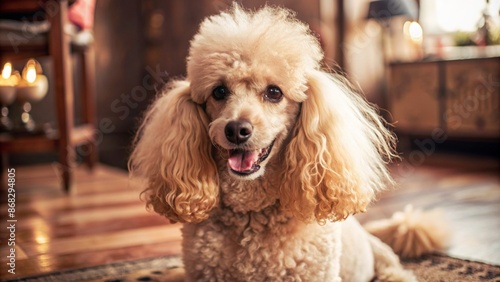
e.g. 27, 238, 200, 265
16, 59, 48, 102
2, 62, 12, 80
26, 64, 36, 83
0, 62, 18, 132
0, 62, 18, 105
0, 63, 19, 86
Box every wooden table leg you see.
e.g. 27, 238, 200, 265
49, 0, 74, 192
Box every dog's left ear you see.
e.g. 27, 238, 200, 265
280, 70, 397, 223
129, 80, 219, 223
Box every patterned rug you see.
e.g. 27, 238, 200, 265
402, 255, 500, 282
4, 254, 500, 282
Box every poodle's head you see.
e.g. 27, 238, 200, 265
187, 4, 321, 180
130, 4, 396, 224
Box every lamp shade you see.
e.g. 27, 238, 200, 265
366, 0, 418, 20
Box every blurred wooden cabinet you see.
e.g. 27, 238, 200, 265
388, 57, 500, 139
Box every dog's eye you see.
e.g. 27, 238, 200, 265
212, 85, 229, 101
264, 85, 283, 103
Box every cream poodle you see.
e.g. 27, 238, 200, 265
130, 4, 447, 281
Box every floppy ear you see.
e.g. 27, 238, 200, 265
129, 80, 219, 223
280, 70, 396, 223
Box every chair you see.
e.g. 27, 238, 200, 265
0, 0, 97, 192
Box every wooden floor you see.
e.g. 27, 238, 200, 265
0, 152, 499, 280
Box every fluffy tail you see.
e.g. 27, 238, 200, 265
364, 205, 450, 259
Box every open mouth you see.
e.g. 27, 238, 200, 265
226, 140, 275, 176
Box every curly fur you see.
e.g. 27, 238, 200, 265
281, 70, 396, 223
131, 81, 219, 223
130, 4, 445, 281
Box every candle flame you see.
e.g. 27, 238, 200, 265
26, 65, 36, 83
2, 62, 12, 79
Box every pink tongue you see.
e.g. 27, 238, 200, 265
228, 150, 259, 172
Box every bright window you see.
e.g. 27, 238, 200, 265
420, 0, 500, 34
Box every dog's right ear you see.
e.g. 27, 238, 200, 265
280, 70, 396, 223
129, 80, 219, 223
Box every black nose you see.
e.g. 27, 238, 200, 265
225, 120, 253, 144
